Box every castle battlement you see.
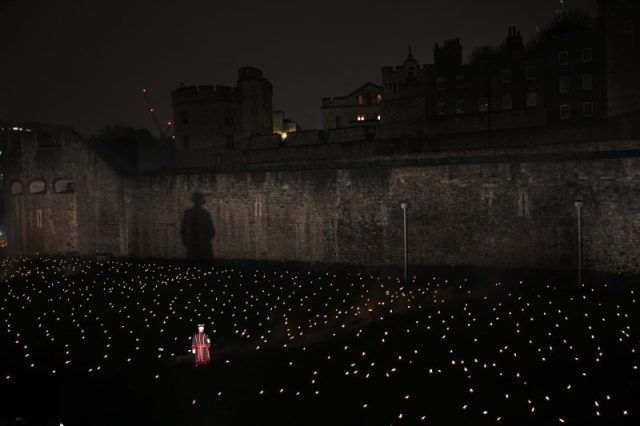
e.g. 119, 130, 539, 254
171, 85, 239, 104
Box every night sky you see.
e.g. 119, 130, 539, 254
0, 0, 596, 137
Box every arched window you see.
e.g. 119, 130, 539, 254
376, 93, 383, 104
29, 180, 46, 194
10, 181, 23, 195
365, 92, 373, 105
54, 179, 75, 193
357, 95, 365, 105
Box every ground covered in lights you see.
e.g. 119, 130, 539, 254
1, 258, 639, 425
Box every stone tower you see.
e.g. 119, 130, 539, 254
237, 66, 273, 138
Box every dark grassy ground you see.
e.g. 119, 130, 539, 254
0, 257, 639, 425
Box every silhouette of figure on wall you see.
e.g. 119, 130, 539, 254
180, 192, 215, 260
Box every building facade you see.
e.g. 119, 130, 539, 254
322, 82, 383, 130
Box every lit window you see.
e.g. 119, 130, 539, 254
525, 66, 536, 80
455, 74, 464, 89
356, 114, 366, 121
582, 73, 593, 91
436, 78, 445, 91
500, 69, 512, 83
558, 51, 569, 65
436, 101, 445, 115
526, 92, 538, 107
559, 75, 570, 93
357, 95, 365, 105
29, 180, 46, 194
54, 179, 75, 193
582, 48, 593, 62
583, 101, 594, 117
501, 95, 512, 110
560, 104, 571, 119
478, 97, 489, 112
376, 93, 383, 104
456, 99, 465, 114
11, 181, 23, 195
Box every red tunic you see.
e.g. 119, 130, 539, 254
191, 332, 211, 365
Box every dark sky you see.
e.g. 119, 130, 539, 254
0, 0, 596, 137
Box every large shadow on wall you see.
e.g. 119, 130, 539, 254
180, 192, 215, 260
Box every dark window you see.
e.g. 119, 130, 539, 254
525, 66, 537, 80
500, 69, 512, 83
181, 111, 189, 125
436, 101, 445, 115
436, 78, 445, 91
518, 190, 529, 216
582, 48, 593, 62
526, 92, 538, 107
456, 99, 465, 114
583, 102, 594, 117
582, 73, 593, 91
560, 104, 571, 119
558, 51, 569, 65
54, 179, 75, 193
455, 74, 464, 89
335, 116, 341, 128
365, 92, 373, 105
559, 75, 570, 93
183, 134, 190, 150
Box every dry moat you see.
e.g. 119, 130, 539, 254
0, 257, 638, 425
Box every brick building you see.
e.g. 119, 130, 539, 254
321, 82, 383, 130
380, 47, 427, 138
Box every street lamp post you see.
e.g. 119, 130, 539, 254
400, 202, 408, 282
575, 200, 583, 285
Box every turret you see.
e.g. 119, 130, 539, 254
237, 67, 273, 138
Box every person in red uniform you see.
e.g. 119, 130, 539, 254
191, 323, 211, 366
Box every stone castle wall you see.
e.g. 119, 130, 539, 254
4, 126, 640, 274
3, 128, 126, 257
124, 139, 640, 274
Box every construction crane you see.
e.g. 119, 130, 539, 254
141, 88, 173, 139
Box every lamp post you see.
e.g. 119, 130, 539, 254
575, 200, 583, 285
400, 202, 408, 282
